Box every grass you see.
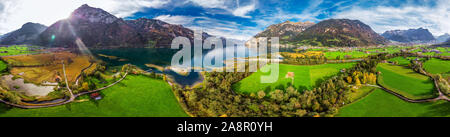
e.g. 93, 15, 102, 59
0, 60, 7, 72
423, 58, 450, 77
388, 57, 410, 66
377, 63, 437, 99
337, 89, 450, 117
0, 75, 189, 117
0, 45, 39, 56
232, 63, 355, 94
346, 86, 376, 103
324, 51, 370, 59
6, 52, 93, 84
2, 51, 75, 66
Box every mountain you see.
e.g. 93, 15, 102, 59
125, 18, 210, 47
254, 21, 315, 40
435, 38, 450, 47
39, 4, 206, 48
436, 33, 450, 43
292, 19, 387, 47
0, 22, 47, 45
39, 4, 144, 48
381, 28, 435, 43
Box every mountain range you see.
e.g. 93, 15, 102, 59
37, 4, 210, 48
0, 22, 47, 45
381, 28, 435, 43
436, 33, 450, 43
291, 19, 387, 47
254, 20, 315, 40
1, 4, 448, 48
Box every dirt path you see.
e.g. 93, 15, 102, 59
75, 62, 94, 86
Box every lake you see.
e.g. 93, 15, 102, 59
91, 46, 258, 86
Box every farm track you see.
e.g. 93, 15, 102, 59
0, 62, 128, 109
75, 62, 94, 86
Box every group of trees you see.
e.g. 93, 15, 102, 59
346, 71, 377, 87
436, 75, 450, 95
281, 53, 327, 65
0, 90, 21, 104
174, 56, 382, 117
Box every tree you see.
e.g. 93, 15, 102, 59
257, 91, 266, 99
81, 82, 89, 91
346, 76, 352, 83
355, 77, 361, 87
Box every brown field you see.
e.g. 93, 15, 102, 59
7, 52, 95, 84
2, 51, 77, 66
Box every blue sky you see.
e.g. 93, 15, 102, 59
1, 0, 449, 40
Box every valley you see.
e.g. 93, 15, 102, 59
0, 3, 448, 118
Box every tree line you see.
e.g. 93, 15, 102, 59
173, 54, 385, 117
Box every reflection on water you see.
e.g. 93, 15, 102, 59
91, 46, 257, 86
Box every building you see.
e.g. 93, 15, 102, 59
90, 93, 102, 100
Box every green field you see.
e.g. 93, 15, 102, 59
346, 86, 376, 103
377, 63, 437, 99
232, 63, 355, 94
0, 75, 189, 117
411, 47, 450, 56
0, 45, 38, 56
324, 51, 371, 59
388, 57, 411, 66
0, 60, 7, 72
338, 89, 450, 117
423, 58, 450, 77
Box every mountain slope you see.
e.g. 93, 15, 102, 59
39, 4, 206, 48
436, 33, 450, 43
125, 18, 210, 47
39, 4, 145, 48
292, 19, 387, 47
254, 21, 315, 40
0, 22, 47, 45
381, 28, 435, 43
434, 39, 450, 47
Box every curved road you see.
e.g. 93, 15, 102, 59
75, 62, 94, 86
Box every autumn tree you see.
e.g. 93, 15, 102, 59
257, 91, 266, 99
346, 76, 352, 83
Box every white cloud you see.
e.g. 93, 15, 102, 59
154, 15, 197, 25
188, 0, 227, 9
154, 14, 259, 40
232, 2, 256, 18
332, 0, 450, 36
0, 0, 170, 35
189, 0, 256, 18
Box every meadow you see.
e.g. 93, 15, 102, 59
346, 86, 376, 103
0, 75, 188, 117
0, 45, 39, 56
387, 57, 411, 66
377, 63, 437, 99
337, 89, 450, 117
324, 51, 371, 59
232, 63, 355, 94
423, 58, 450, 77
4, 52, 95, 84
